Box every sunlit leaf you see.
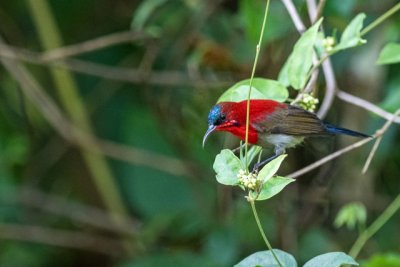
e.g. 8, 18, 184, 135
376, 43, 400, 65
279, 19, 322, 90
334, 202, 367, 230
333, 13, 366, 52
257, 154, 287, 182
303, 252, 358, 267
234, 249, 297, 267
217, 78, 288, 103
252, 176, 295, 201
213, 149, 242, 185
363, 252, 400, 267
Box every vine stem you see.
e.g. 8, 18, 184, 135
250, 199, 283, 267
361, 2, 400, 36
349, 194, 400, 259
244, 0, 270, 170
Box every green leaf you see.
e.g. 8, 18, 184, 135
334, 202, 367, 230
376, 43, 400, 65
213, 149, 242, 185
363, 252, 400, 267
333, 13, 366, 52
277, 59, 290, 87
257, 154, 287, 182
280, 19, 322, 90
252, 176, 295, 201
303, 252, 358, 267
241, 145, 263, 168
235, 249, 297, 267
217, 78, 288, 103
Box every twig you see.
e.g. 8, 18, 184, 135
362, 109, 400, 173
337, 90, 400, 124
288, 137, 373, 179
317, 57, 337, 119
245, 0, 271, 170
281, 0, 306, 32
0, 45, 230, 88
306, 0, 318, 23
0, 223, 123, 256
288, 114, 400, 179
40, 31, 148, 61
315, 0, 326, 21
282, 0, 336, 119
361, 2, 400, 36
249, 199, 283, 267
0, 37, 193, 178
306, 0, 337, 119
13, 187, 140, 237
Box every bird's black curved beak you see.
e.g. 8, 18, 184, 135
202, 125, 216, 148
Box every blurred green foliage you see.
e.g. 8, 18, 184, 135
0, 0, 399, 266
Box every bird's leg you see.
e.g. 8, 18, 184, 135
252, 146, 285, 173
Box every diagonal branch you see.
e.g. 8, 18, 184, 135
0, 36, 192, 178
40, 31, 149, 61
0, 43, 230, 88
0, 223, 123, 256
337, 90, 400, 124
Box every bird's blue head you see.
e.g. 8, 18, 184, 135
207, 105, 226, 126
203, 104, 228, 148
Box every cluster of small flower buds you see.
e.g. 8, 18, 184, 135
298, 93, 319, 112
322, 36, 336, 52
237, 169, 259, 190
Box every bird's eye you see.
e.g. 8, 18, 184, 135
220, 114, 226, 120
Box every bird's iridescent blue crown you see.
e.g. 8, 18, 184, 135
208, 104, 227, 126
208, 105, 222, 126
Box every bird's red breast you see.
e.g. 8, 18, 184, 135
216, 100, 285, 144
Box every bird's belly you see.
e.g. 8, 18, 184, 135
259, 134, 304, 148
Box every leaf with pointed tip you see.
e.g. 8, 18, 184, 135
213, 149, 242, 185
333, 13, 366, 52
218, 78, 288, 103
376, 43, 400, 65
278, 19, 322, 90
303, 252, 358, 267
257, 154, 287, 182
252, 176, 295, 201
235, 250, 297, 267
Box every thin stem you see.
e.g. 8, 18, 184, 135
361, 2, 400, 36
349, 194, 400, 258
244, 0, 270, 170
362, 109, 400, 173
250, 199, 283, 267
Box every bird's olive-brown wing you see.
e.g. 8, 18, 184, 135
252, 105, 329, 136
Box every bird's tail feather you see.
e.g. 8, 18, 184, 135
325, 124, 371, 138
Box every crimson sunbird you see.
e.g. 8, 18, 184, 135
203, 99, 370, 171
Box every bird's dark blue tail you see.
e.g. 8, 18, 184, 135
325, 124, 371, 138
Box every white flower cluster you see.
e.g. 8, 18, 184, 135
299, 93, 319, 112
237, 169, 259, 190
322, 36, 335, 52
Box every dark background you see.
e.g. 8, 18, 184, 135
0, 0, 399, 266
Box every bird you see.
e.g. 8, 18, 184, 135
203, 99, 370, 172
